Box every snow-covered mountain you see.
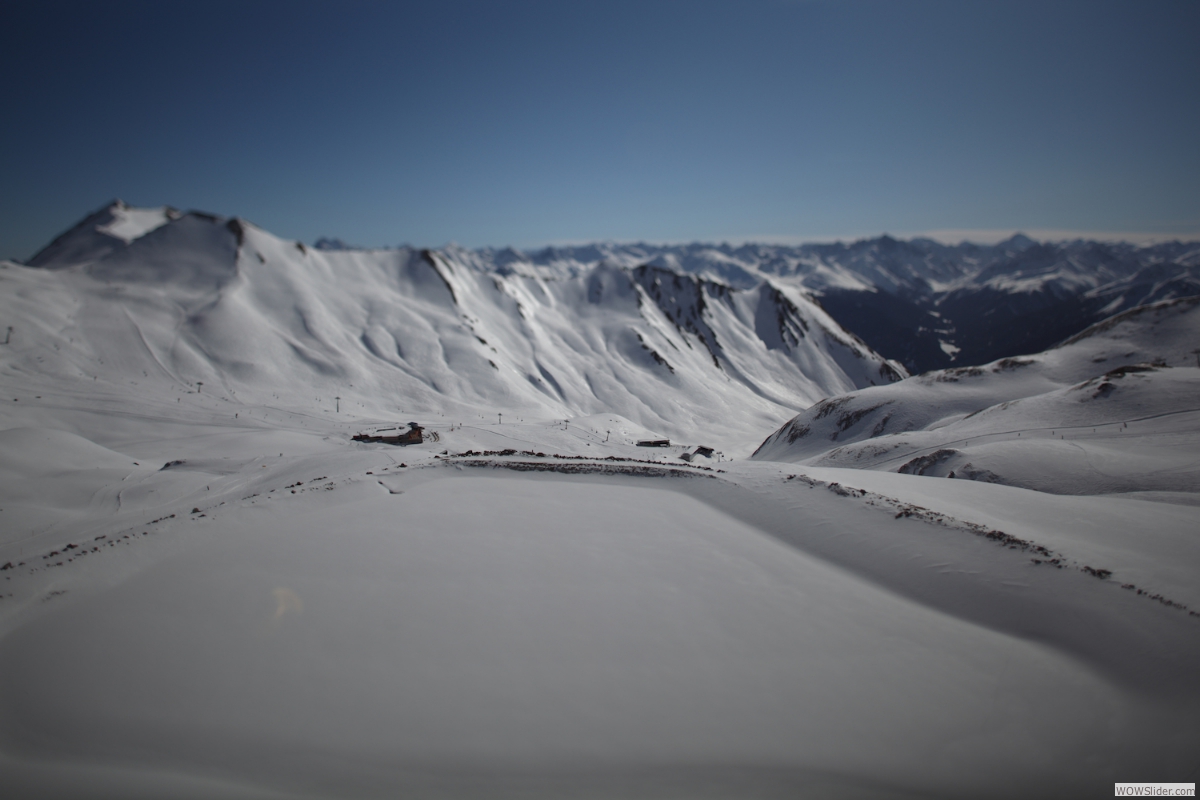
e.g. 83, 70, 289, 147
26, 202, 1195, 384
7, 201, 904, 452
448, 234, 1200, 373
752, 296, 1200, 495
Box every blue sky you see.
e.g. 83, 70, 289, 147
2, 0, 1198, 258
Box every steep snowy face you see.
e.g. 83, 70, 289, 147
5, 204, 904, 452
750, 296, 1200, 493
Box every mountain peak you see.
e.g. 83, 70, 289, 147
997, 232, 1038, 251
314, 237, 358, 251
26, 201, 177, 269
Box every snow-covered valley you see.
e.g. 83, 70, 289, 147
1, 204, 1197, 799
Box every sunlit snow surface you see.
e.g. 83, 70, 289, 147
0, 209, 1197, 799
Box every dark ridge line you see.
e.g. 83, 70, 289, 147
457, 459, 713, 479
443, 449, 722, 472
420, 249, 458, 304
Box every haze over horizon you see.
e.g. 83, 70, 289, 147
3, 0, 1198, 260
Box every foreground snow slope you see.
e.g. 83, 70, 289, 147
752, 296, 1200, 493
1, 405, 1198, 799
5, 202, 903, 454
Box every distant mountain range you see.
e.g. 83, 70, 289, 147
418, 235, 1198, 375
310, 229, 1200, 374
23, 201, 1200, 382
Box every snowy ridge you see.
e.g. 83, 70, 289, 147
457, 234, 1198, 373
751, 296, 1200, 495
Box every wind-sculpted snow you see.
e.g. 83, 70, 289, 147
753, 296, 1200, 495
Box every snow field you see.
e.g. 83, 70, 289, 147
3, 466, 1192, 799
0, 398, 1196, 797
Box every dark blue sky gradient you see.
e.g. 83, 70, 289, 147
2, 0, 1198, 258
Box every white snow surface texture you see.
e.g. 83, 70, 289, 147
0, 203, 1197, 800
